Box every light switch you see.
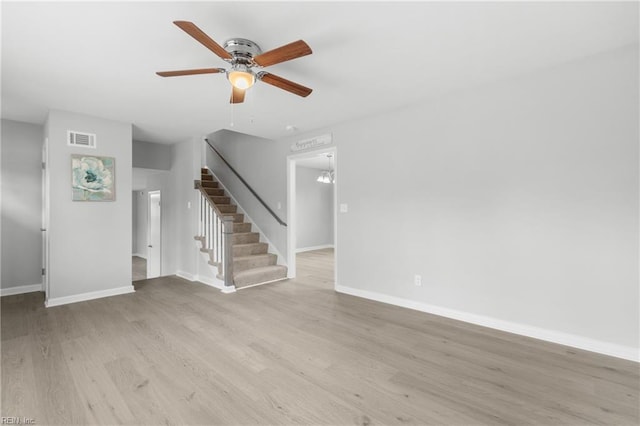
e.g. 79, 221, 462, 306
277, 202, 282, 210
340, 203, 348, 213
187, 201, 191, 209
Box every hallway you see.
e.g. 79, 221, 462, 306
132, 256, 147, 281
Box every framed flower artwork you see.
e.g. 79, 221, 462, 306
71, 155, 115, 201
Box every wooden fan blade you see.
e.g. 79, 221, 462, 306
259, 72, 312, 97
173, 21, 232, 60
156, 68, 223, 77
230, 86, 245, 104
253, 40, 312, 67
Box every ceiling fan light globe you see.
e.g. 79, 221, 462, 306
228, 70, 255, 89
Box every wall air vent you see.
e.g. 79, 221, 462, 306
67, 130, 96, 148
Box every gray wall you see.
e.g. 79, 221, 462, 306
131, 140, 173, 258
141, 138, 201, 278
296, 166, 334, 250
278, 46, 638, 352
133, 140, 172, 170
46, 110, 132, 299
1, 119, 43, 289
205, 130, 288, 258
173, 138, 201, 278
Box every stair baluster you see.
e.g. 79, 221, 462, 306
197, 185, 234, 291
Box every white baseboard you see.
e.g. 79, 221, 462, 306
0, 283, 43, 297
46, 285, 135, 308
196, 274, 224, 290
132, 253, 147, 259
296, 244, 334, 253
176, 270, 196, 281
176, 270, 224, 291
335, 284, 639, 363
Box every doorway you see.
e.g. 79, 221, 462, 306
147, 190, 162, 278
286, 147, 337, 286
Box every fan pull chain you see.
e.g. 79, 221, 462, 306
230, 102, 235, 127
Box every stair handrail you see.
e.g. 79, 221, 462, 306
204, 138, 287, 227
195, 181, 226, 217
195, 182, 234, 290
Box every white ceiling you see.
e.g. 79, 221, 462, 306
2, 2, 638, 144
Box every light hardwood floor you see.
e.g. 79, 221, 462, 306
2, 248, 639, 425
132, 256, 147, 282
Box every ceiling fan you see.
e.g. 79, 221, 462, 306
157, 21, 313, 104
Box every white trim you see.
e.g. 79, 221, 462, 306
221, 286, 236, 294
0, 283, 44, 297
235, 277, 287, 290
43, 136, 50, 304
197, 275, 224, 290
177, 270, 226, 291
176, 270, 196, 281
296, 244, 335, 253
132, 253, 147, 259
45, 285, 135, 308
335, 284, 640, 363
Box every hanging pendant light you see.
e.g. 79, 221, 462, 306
316, 154, 334, 184
316, 170, 332, 183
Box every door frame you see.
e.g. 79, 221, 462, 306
286, 146, 338, 286
42, 137, 50, 301
147, 190, 162, 278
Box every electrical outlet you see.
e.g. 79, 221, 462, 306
187, 201, 191, 209
414, 274, 422, 287
340, 203, 348, 213
277, 202, 282, 210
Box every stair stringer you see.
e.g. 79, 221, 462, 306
202, 167, 287, 267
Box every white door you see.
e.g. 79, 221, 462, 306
147, 191, 161, 278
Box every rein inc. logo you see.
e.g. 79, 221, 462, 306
1, 417, 35, 425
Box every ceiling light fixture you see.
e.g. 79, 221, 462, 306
227, 64, 255, 89
316, 153, 335, 184
316, 170, 334, 184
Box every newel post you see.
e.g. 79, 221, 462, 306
221, 215, 235, 292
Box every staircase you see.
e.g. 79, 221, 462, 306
195, 168, 288, 290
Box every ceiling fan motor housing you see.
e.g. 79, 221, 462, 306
223, 38, 263, 66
